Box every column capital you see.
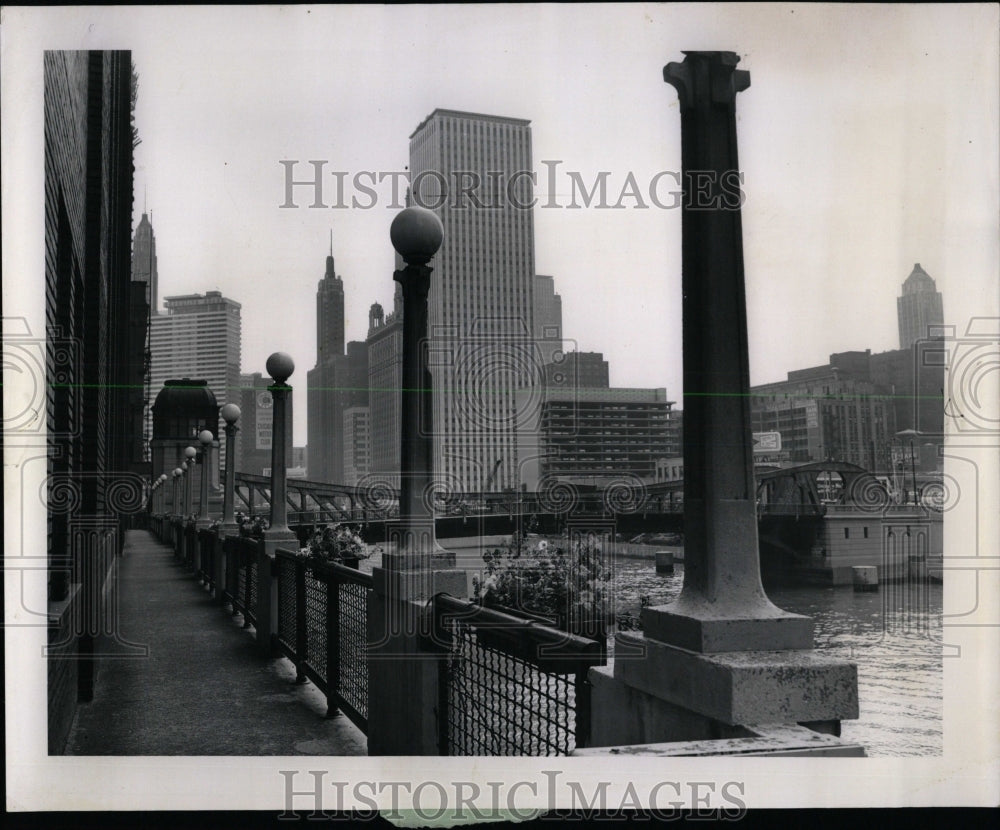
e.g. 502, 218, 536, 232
664, 50, 750, 110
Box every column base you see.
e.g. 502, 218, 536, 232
611, 632, 858, 726
641, 601, 814, 653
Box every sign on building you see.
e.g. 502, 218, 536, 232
256, 390, 273, 450
753, 431, 782, 452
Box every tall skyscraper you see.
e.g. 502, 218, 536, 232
897, 263, 944, 349
148, 291, 241, 469
131, 211, 158, 312
409, 109, 537, 494
316, 243, 345, 363
130, 212, 157, 460
307, 246, 368, 482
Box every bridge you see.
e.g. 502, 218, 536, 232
234, 461, 902, 549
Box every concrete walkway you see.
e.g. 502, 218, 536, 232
65, 530, 367, 755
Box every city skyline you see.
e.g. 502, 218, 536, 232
6, 6, 990, 447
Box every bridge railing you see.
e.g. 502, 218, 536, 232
273, 549, 372, 733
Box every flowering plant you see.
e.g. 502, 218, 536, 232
239, 515, 269, 538
305, 523, 371, 564
473, 533, 612, 636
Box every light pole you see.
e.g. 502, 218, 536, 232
197, 429, 214, 526
390, 205, 443, 546
184, 446, 196, 518
264, 353, 294, 539
220, 403, 241, 535
172, 468, 183, 516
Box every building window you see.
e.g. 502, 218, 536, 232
844, 527, 850, 539
863, 527, 869, 538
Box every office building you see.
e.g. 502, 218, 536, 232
534, 274, 562, 368
409, 109, 537, 493
897, 263, 944, 350
751, 358, 896, 469
149, 291, 241, 470
131, 211, 158, 312
343, 406, 371, 487
544, 351, 610, 390
366, 292, 403, 487
515, 387, 676, 490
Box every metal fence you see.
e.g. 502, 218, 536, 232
274, 549, 372, 733
223, 536, 259, 629
432, 594, 604, 756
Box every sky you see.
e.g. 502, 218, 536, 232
6, 4, 1000, 448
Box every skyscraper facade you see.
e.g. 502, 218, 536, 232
366, 293, 403, 487
897, 263, 944, 349
409, 109, 537, 494
533, 274, 562, 367
149, 291, 241, 470
306, 248, 369, 483
129, 212, 157, 460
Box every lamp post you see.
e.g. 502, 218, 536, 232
184, 446, 197, 518
220, 404, 241, 535
264, 353, 294, 539
390, 205, 443, 548
172, 468, 183, 516
367, 206, 467, 756
197, 429, 214, 526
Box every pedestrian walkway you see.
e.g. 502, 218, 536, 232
65, 530, 367, 755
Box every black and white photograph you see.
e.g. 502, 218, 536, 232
3, 2, 998, 818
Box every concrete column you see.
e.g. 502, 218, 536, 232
643, 51, 812, 653
589, 53, 859, 750
259, 353, 298, 654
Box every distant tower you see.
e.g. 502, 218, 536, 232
316, 242, 345, 363
131, 211, 158, 313
307, 241, 367, 482
897, 263, 944, 349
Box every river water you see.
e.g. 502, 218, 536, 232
611, 558, 943, 757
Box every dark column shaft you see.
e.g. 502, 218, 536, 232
269, 386, 290, 532
396, 265, 434, 529
666, 52, 764, 605
642, 51, 813, 652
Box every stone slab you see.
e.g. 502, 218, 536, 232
574, 723, 865, 757
612, 632, 859, 725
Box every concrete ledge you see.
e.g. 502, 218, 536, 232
612, 632, 859, 725
575, 723, 865, 757
372, 566, 468, 601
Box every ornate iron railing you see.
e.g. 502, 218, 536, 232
274, 549, 372, 734
432, 594, 604, 756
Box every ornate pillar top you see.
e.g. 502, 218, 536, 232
663, 50, 751, 109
